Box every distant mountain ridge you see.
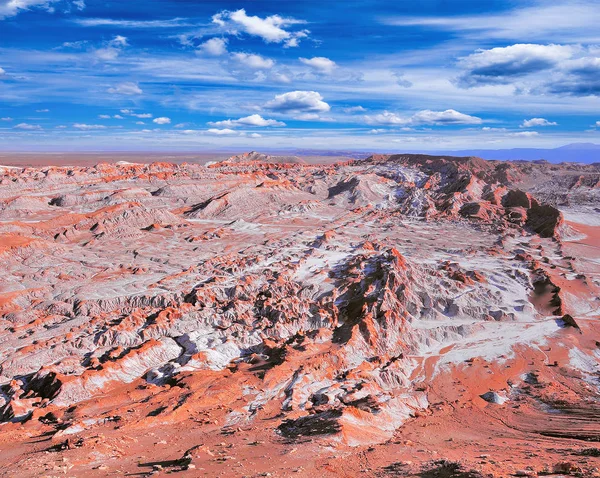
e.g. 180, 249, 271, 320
287, 143, 600, 164
426, 143, 600, 164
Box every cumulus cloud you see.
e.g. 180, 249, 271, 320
0, 67, 6, 77
212, 8, 309, 47
411, 109, 482, 125
153, 117, 171, 125
248, 133, 261, 138
365, 109, 482, 126
198, 37, 228, 56
14, 122, 42, 130
206, 128, 237, 135
209, 114, 285, 128
265, 91, 330, 113
299, 57, 337, 75
596, 121, 600, 127
270, 71, 292, 84
73, 123, 106, 130
98, 114, 111, 119
541, 56, 600, 96
1, 117, 13, 121
521, 118, 557, 128
230, 52, 274, 69
455, 43, 600, 97
108, 82, 142, 95
364, 111, 406, 125
457, 44, 574, 87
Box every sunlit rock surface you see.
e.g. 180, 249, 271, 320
0, 154, 599, 476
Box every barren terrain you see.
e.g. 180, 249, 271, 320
0, 152, 598, 477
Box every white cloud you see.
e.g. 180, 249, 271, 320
382, 3, 600, 43
294, 113, 320, 121
98, 114, 111, 119
411, 109, 482, 125
95, 35, 128, 61
74, 17, 189, 28
521, 118, 558, 128
365, 109, 482, 126
457, 44, 575, 87
95, 48, 119, 61
455, 43, 600, 96
0, 0, 84, 20
230, 52, 274, 69
61, 40, 88, 49
299, 57, 337, 74
249, 133, 262, 138
153, 117, 171, 125
120, 109, 152, 118
343, 106, 366, 113
135, 121, 145, 125
198, 37, 228, 56
209, 114, 285, 128
73, 123, 106, 130
108, 82, 142, 95
364, 111, 406, 125
265, 90, 330, 113
1, 117, 13, 121
36, 108, 49, 112
14, 122, 42, 130
212, 8, 308, 47
596, 121, 600, 127
509, 131, 539, 137
113, 114, 124, 119
206, 128, 237, 135
0, 67, 6, 77
271, 71, 292, 84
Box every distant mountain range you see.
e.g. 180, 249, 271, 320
291, 143, 600, 164
445, 143, 600, 164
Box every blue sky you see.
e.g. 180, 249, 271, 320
1, 0, 600, 151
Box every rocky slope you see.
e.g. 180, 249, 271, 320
0, 153, 598, 477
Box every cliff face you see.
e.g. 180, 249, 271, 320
0, 155, 599, 476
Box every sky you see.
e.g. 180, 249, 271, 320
1, 0, 600, 152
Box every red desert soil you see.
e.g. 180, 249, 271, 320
0, 153, 598, 477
